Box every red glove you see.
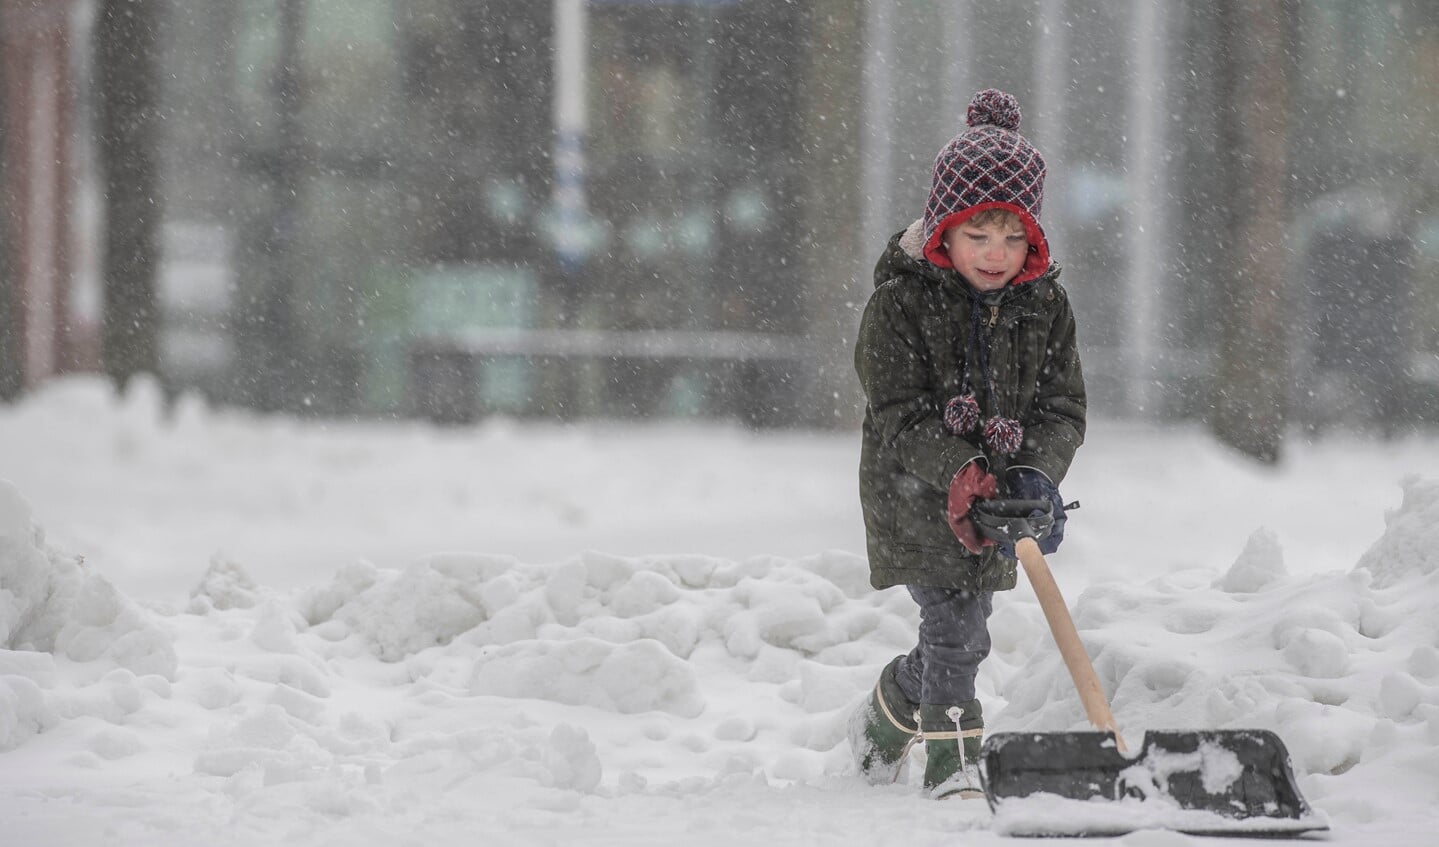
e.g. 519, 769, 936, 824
946, 461, 999, 554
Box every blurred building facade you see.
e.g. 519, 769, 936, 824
159, 0, 850, 425
3, 1, 1438, 429
0, 0, 80, 397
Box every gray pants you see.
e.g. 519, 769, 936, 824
894, 586, 994, 705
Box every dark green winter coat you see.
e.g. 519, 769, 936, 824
855, 221, 1086, 591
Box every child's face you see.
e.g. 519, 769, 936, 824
943, 220, 1029, 291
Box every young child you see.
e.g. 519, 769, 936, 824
848, 89, 1086, 799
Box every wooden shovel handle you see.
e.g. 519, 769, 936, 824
1014, 537, 1128, 754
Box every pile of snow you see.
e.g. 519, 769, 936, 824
2, 378, 1438, 844
996, 476, 1439, 829
3, 471, 1439, 842
0, 480, 176, 750
0, 477, 918, 840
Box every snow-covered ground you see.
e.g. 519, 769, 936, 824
2, 375, 1437, 845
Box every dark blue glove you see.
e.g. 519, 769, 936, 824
1003, 468, 1067, 556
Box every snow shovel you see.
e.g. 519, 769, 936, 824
969, 498, 1327, 837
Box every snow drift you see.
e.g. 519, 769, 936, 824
1, 380, 1437, 844
997, 476, 1439, 825
0, 480, 176, 750
1, 474, 1436, 830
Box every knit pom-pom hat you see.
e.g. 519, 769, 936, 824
922, 89, 1050, 284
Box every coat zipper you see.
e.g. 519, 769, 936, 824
986, 307, 1042, 416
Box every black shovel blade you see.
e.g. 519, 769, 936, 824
981, 729, 1329, 837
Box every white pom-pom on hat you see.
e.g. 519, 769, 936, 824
965, 89, 1022, 131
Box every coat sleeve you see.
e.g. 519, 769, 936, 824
1012, 284, 1086, 483
855, 282, 985, 491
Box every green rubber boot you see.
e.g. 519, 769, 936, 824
848, 656, 921, 784
920, 700, 984, 799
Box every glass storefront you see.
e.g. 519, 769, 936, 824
147, 0, 1438, 426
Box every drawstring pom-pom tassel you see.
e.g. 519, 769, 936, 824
944, 393, 981, 435
984, 416, 1024, 455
